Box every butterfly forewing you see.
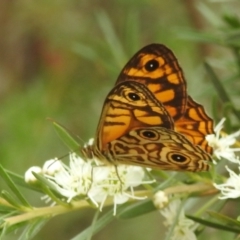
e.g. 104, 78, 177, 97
96, 81, 174, 151
115, 43, 187, 120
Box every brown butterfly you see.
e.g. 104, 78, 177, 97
83, 44, 214, 172
115, 43, 213, 154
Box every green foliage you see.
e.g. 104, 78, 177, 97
1, 0, 240, 240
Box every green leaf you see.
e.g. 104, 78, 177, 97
231, 46, 240, 75
0, 203, 17, 214
95, 10, 127, 67
71, 208, 115, 240
204, 62, 240, 121
19, 218, 49, 240
0, 165, 31, 208
211, 95, 220, 121
176, 29, 225, 45
204, 62, 231, 103
186, 215, 240, 233
31, 172, 70, 207
207, 211, 240, 227
0, 211, 19, 226
5, 170, 42, 193
0, 220, 28, 237
222, 102, 235, 120
223, 14, 240, 29
53, 121, 80, 152
72, 43, 99, 62
124, 10, 141, 53
31, 172, 59, 192
1, 191, 24, 209
117, 200, 155, 219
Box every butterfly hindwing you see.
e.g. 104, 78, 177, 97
175, 96, 214, 154
104, 127, 211, 172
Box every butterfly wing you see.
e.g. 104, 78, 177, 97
115, 43, 214, 153
96, 81, 174, 151
104, 127, 211, 172
175, 96, 214, 154
90, 43, 214, 171
115, 43, 187, 120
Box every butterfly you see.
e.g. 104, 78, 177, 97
83, 44, 214, 172
115, 43, 213, 154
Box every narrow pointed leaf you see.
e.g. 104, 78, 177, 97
0, 165, 30, 207
204, 62, 231, 103
186, 215, 240, 233
207, 211, 240, 227
19, 218, 49, 240
5, 170, 42, 193
117, 200, 155, 219
72, 43, 99, 62
96, 10, 127, 67
71, 208, 115, 240
31, 172, 73, 207
204, 62, 240, 120
1, 191, 23, 209
53, 122, 80, 152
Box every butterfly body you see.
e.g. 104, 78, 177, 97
83, 43, 214, 172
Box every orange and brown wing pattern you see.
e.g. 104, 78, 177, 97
105, 127, 211, 171
175, 96, 214, 154
115, 43, 187, 120
96, 81, 174, 151
88, 44, 215, 171
115, 43, 214, 153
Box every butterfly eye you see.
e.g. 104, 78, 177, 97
170, 154, 187, 163
140, 130, 158, 139
127, 92, 141, 101
145, 59, 159, 72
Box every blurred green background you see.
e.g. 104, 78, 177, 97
1, 0, 239, 239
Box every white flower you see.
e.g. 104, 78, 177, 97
89, 165, 149, 215
43, 159, 63, 175
42, 152, 153, 215
160, 199, 198, 240
153, 191, 168, 209
25, 166, 42, 183
170, 224, 198, 240
214, 165, 240, 199
86, 138, 94, 146
206, 118, 240, 163
44, 153, 104, 202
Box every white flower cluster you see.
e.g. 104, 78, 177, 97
214, 163, 240, 199
207, 118, 240, 199
25, 153, 152, 215
206, 118, 240, 163
159, 199, 198, 240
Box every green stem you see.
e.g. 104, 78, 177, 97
2, 183, 217, 228
3, 200, 92, 226
164, 183, 216, 196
